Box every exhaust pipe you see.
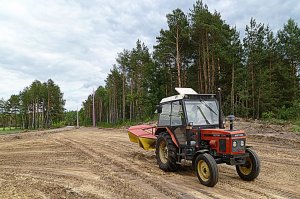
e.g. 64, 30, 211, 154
217, 88, 224, 129
228, 115, 235, 131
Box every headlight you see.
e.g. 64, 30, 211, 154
241, 140, 245, 147
233, 141, 237, 147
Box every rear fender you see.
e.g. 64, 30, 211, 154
155, 127, 179, 147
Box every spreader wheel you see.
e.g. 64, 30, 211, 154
236, 148, 260, 181
155, 132, 179, 172
195, 153, 219, 187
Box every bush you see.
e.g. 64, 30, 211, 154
52, 121, 65, 128
278, 101, 300, 120
262, 111, 275, 120
262, 101, 300, 126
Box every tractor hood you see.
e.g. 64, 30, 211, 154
201, 129, 246, 138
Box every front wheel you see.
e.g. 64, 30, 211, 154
236, 148, 260, 181
195, 153, 219, 187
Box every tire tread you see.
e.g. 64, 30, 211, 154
155, 132, 179, 172
195, 153, 219, 187
236, 148, 260, 181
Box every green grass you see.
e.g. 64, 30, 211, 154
97, 120, 143, 128
261, 118, 290, 125
261, 117, 300, 132
0, 125, 70, 135
292, 125, 300, 132
0, 127, 23, 134
292, 119, 300, 132
97, 116, 158, 129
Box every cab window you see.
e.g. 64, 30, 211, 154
171, 101, 183, 126
158, 101, 183, 126
158, 103, 171, 126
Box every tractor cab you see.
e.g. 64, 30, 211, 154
156, 88, 225, 149
157, 88, 221, 129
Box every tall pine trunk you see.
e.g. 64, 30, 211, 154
231, 64, 235, 114
99, 99, 102, 123
211, 53, 215, 92
251, 63, 255, 119
206, 31, 211, 93
202, 33, 208, 93
130, 78, 133, 121
176, 27, 181, 87
198, 45, 203, 93
32, 101, 35, 129
122, 69, 126, 121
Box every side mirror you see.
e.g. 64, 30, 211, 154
156, 105, 162, 113
186, 122, 193, 130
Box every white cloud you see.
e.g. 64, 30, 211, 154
0, 68, 33, 97
0, 0, 299, 110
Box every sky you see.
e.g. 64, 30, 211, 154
0, 0, 299, 110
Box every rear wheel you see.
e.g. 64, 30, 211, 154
195, 153, 219, 187
236, 148, 260, 181
155, 132, 179, 171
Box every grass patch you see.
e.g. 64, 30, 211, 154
97, 116, 158, 129
292, 125, 300, 132
98, 120, 145, 128
0, 126, 18, 130
261, 118, 290, 125
292, 119, 300, 132
0, 127, 23, 134
261, 117, 300, 132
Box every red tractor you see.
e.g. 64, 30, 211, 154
128, 88, 260, 187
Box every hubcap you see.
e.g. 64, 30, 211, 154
239, 157, 253, 175
159, 140, 168, 164
198, 160, 210, 182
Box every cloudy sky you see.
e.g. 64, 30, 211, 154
0, 0, 299, 110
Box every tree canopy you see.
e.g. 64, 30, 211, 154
81, 1, 300, 126
0, 79, 65, 130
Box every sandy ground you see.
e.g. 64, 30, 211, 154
0, 124, 299, 199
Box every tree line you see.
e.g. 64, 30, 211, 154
81, 0, 300, 126
0, 79, 65, 130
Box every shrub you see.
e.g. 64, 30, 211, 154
52, 121, 65, 128
278, 101, 300, 120
262, 111, 275, 120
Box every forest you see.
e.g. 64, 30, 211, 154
0, 79, 65, 130
80, 0, 300, 126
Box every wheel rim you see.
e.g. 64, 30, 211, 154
197, 160, 210, 182
159, 140, 168, 164
238, 157, 253, 175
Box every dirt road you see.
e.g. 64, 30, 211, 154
0, 127, 299, 199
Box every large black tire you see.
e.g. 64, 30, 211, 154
155, 132, 179, 172
236, 148, 260, 181
194, 153, 219, 187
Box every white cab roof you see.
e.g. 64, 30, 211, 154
160, 88, 198, 103
175, 87, 198, 95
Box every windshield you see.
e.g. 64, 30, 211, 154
185, 100, 219, 125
